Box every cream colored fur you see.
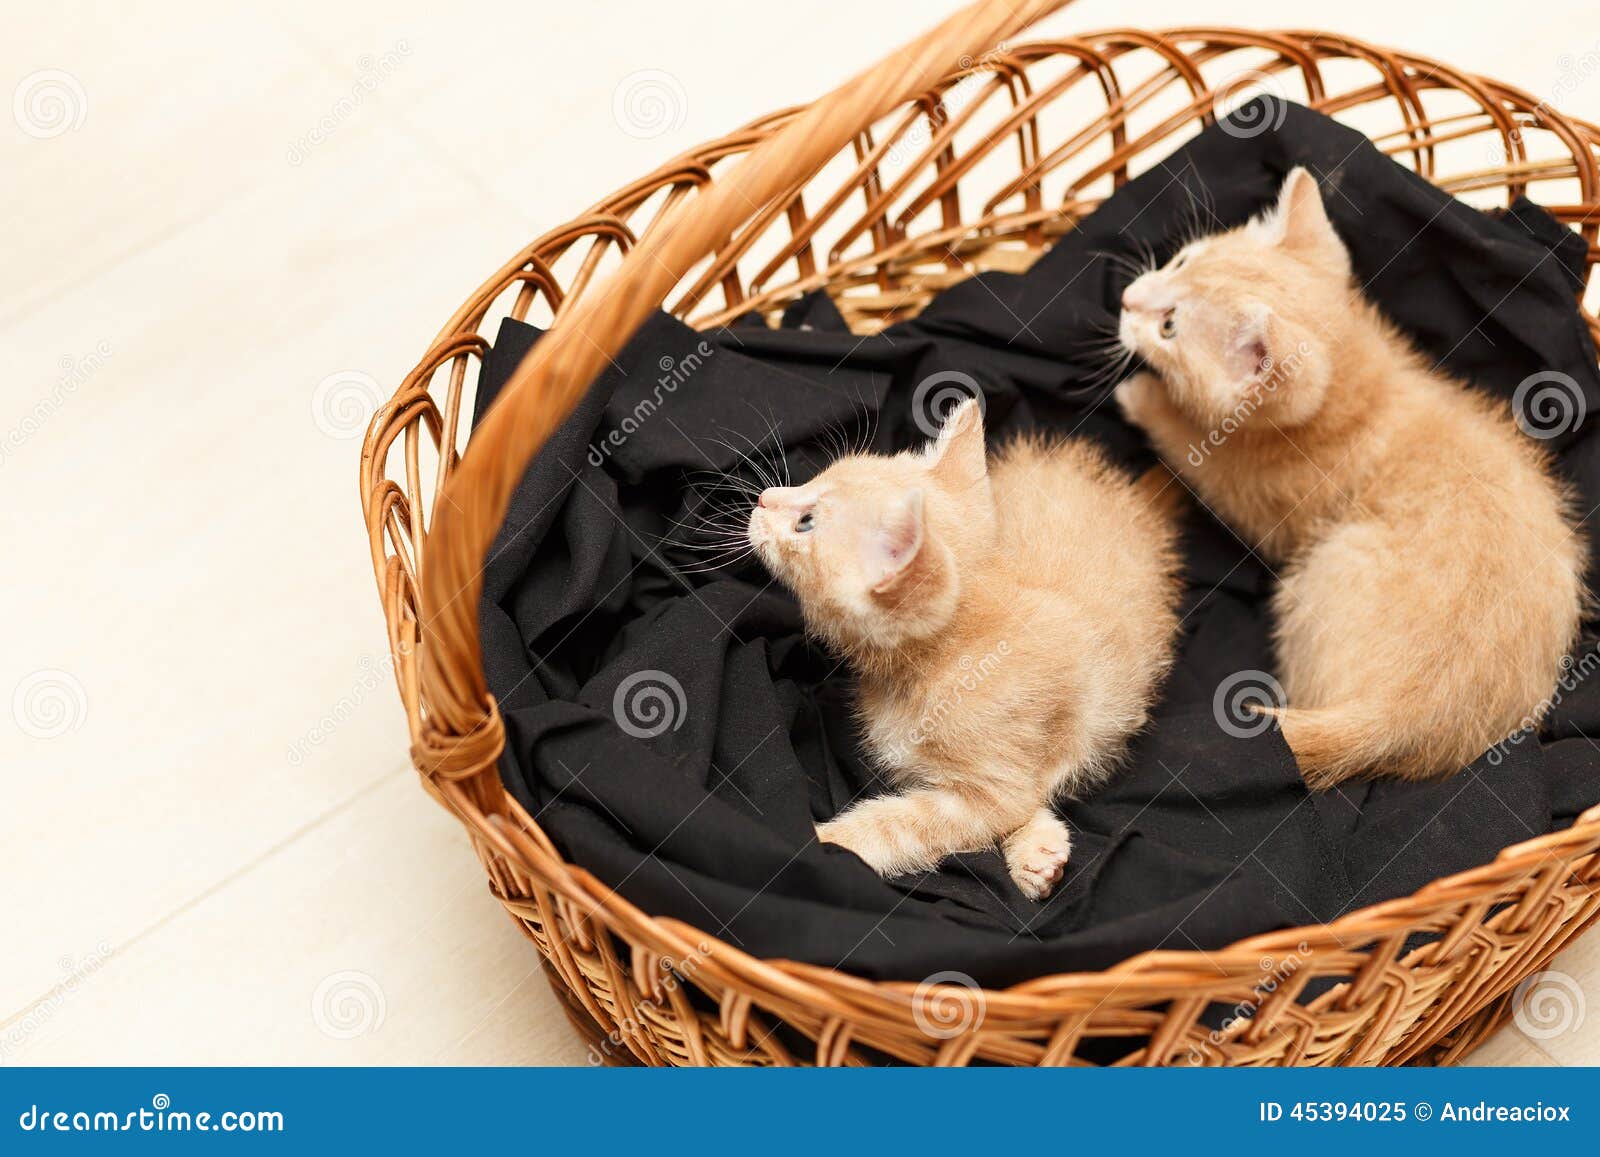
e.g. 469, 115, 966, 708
747, 399, 1182, 898
1115, 166, 1586, 785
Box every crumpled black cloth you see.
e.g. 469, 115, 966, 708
472, 101, 1600, 988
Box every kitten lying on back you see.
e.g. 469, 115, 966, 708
1116, 166, 1586, 785
747, 399, 1182, 899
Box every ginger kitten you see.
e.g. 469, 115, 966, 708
1115, 166, 1586, 786
747, 399, 1182, 898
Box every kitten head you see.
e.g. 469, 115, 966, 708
1117, 167, 1348, 429
747, 398, 995, 652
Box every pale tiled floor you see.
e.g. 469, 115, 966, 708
2, 0, 1596, 1066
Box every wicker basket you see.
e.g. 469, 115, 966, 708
360, 0, 1600, 1065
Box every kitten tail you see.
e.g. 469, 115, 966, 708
1255, 703, 1403, 789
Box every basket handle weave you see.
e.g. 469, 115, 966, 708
416, 0, 1079, 791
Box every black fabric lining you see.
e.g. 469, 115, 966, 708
470, 101, 1600, 988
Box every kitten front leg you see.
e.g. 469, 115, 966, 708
1115, 371, 1207, 473
817, 788, 1026, 879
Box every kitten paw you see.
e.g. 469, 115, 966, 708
816, 819, 892, 876
1003, 811, 1073, 901
1114, 371, 1162, 428
815, 818, 850, 848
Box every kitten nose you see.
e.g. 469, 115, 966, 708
1121, 278, 1168, 314
760, 486, 808, 510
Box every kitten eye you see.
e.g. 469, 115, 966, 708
794, 511, 816, 533
1160, 311, 1178, 339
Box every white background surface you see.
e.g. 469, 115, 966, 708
3, 0, 1596, 1065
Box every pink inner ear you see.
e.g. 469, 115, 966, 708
1227, 305, 1276, 384
869, 491, 925, 590
881, 521, 916, 565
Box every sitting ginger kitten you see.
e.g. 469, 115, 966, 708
1116, 166, 1585, 786
747, 399, 1182, 899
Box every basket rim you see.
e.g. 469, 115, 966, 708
363, 19, 1600, 1062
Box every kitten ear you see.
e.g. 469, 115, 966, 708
1226, 304, 1276, 387
924, 396, 988, 488
1264, 167, 1349, 269
1228, 305, 1327, 422
866, 488, 925, 593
